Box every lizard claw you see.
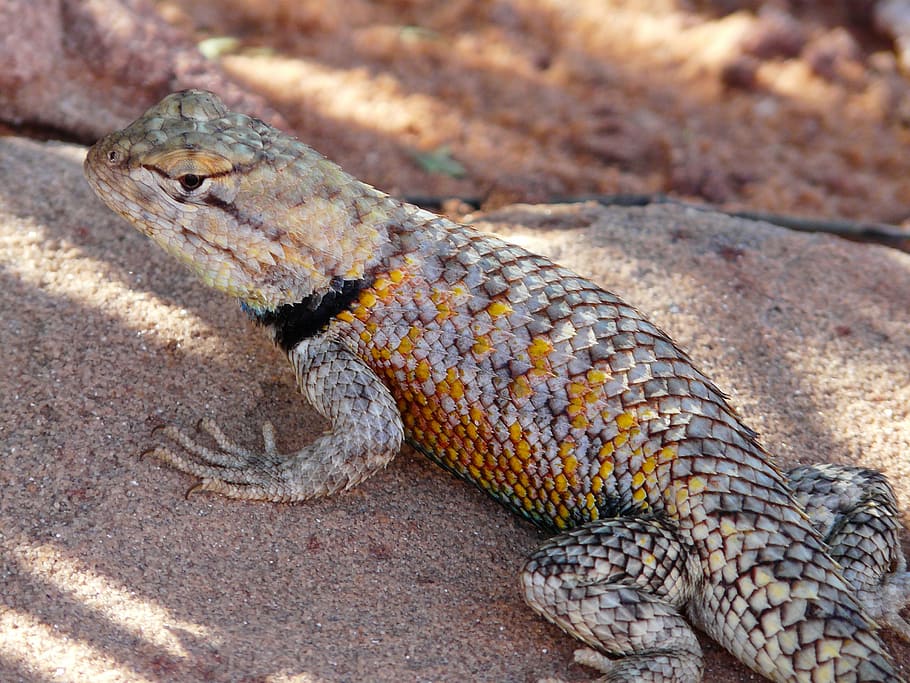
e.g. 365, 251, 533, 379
573, 648, 616, 675
138, 446, 158, 461
185, 481, 208, 499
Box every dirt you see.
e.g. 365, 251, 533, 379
152, 0, 910, 223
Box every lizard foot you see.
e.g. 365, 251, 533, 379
573, 647, 701, 683
144, 407, 401, 502
861, 566, 910, 640
521, 517, 703, 683
146, 418, 290, 499
142, 338, 403, 502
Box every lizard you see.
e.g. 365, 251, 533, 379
83, 89, 910, 683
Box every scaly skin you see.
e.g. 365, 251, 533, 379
83, 90, 910, 683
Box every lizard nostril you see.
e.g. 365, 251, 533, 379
107, 150, 120, 164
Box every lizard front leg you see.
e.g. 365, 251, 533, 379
148, 336, 404, 502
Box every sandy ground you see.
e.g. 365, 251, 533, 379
0, 136, 908, 682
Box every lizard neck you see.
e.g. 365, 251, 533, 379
229, 155, 408, 310
241, 196, 445, 350
243, 200, 461, 351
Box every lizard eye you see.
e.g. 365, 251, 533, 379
177, 173, 205, 191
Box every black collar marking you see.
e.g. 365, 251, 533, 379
249, 277, 372, 351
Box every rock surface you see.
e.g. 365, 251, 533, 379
0, 0, 282, 141
0, 137, 908, 681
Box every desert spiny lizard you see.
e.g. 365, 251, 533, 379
83, 90, 910, 683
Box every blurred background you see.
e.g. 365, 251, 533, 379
2, 0, 910, 223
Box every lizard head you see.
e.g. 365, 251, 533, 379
84, 89, 393, 312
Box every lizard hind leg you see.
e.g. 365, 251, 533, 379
788, 464, 910, 639
520, 516, 704, 683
